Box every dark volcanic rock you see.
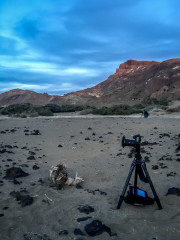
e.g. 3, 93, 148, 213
85, 137, 90, 140
84, 220, 116, 237
166, 187, 180, 196
159, 133, 170, 138
78, 205, 95, 214
32, 165, 39, 170
10, 191, 33, 207
0, 149, 6, 153
167, 172, 177, 177
28, 151, 36, 155
5, 167, 29, 178
77, 217, 92, 222
144, 156, 150, 162
152, 165, 159, 170
175, 143, 180, 152
31, 130, 41, 135
74, 229, 85, 236
27, 156, 35, 160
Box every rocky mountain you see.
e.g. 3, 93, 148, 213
65, 58, 180, 106
0, 89, 71, 107
0, 58, 180, 107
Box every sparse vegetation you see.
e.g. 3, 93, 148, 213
166, 107, 180, 113
0, 103, 92, 117
0, 103, 53, 117
0, 97, 176, 117
91, 105, 143, 115
142, 96, 169, 107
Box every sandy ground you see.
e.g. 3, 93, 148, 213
0, 114, 180, 240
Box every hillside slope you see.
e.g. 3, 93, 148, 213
0, 58, 180, 107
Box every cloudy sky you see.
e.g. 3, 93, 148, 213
0, 0, 180, 95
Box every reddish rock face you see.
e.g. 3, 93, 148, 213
0, 58, 180, 107
64, 58, 180, 106
116, 60, 158, 73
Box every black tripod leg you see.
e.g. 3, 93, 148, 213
117, 163, 135, 209
141, 163, 163, 210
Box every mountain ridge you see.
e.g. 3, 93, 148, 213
0, 58, 180, 107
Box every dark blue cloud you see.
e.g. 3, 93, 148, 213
0, 0, 180, 94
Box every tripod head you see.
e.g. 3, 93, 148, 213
122, 134, 141, 149
122, 134, 141, 157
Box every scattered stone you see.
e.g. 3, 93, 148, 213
10, 129, 16, 133
144, 156, 150, 163
58, 144, 63, 147
23, 233, 51, 240
78, 205, 95, 214
31, 130, 41, 135
84, 220, 117, 237
27, 156, 36, 160
20, 164, 29, 168
77, 217, 92, 222
28, 151, 36, 155
74, 229, 85, 236
175, 143, 180, 152
85, 137, 90, 140
3, 207, 8, 210
159, 133, 170, 138
166, 187, 180, 196
0, 180, 4, 186
7, 159, 13, 162
76, 184, 83, 189
167, 172, 177, 177
152, 165, 159, 170
38, 178, 44, 184
32, 165, 39, 170
4, 145, 13, 149
5, 167, 29, 178
141, 141, 157, 146
0, 149, 6, 154
10, 191, 33, 207
158, 163, 167, 169
21, 146, 28, 150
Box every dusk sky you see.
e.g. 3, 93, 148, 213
0, 0, 180, 95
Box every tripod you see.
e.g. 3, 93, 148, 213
117, 145, 162, 210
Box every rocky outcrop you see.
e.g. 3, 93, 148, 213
64, 58, 180, 106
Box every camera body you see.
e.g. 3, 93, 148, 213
122, 134, 141, 148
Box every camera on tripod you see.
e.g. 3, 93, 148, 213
117, 134, 162, 210
121, 134, 141, 148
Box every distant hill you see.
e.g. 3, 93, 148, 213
0, 58, 180, 107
